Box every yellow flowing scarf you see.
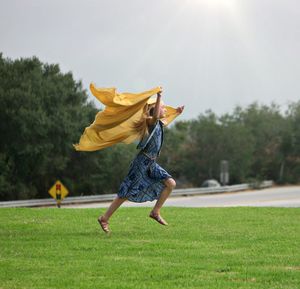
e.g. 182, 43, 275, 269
73, 83, 180, 151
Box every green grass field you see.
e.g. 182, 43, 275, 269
0, 207, 299, 289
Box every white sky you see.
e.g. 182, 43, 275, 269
0, 0, 299, 119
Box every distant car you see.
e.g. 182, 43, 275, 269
201, 179, 221, 187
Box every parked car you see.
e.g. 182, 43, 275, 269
201, 179, 221, 187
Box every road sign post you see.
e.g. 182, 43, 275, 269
220, 160, 229, 186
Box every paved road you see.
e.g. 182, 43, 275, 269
65, 185, 300, 208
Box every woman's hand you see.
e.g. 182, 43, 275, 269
157, 86, 163, 96
176, 105, 185, 114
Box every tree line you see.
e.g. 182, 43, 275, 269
1, 54, 299, 201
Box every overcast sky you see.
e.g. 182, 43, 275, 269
0, 0, 299, 120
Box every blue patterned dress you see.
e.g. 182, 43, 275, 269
117, 120, 172, 202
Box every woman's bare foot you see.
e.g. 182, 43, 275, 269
149, 211, 168, 226
98, 215, 110, 233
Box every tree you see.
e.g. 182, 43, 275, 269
0, 54, 96, 200
238, 102, 288, 182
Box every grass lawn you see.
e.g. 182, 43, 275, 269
0, 207, 299, 289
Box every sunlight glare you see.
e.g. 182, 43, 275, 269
186, 0, 237, 11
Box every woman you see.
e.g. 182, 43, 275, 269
98, 89, 184, 233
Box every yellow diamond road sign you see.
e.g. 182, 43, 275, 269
48, 180, 69, 201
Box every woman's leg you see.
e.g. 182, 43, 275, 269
151, 178, 176, 216
98, 196, 127, 233
100, 196, 127, 221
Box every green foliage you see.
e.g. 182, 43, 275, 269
160, 102, 300, 187
0, 54, 96, 199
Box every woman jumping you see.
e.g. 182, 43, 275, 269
98, 89, 184, 233
74, 84, 184, 234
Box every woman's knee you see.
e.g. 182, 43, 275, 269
165, 178, 176, 190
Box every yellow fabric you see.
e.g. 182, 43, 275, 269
73, 83, 180, 151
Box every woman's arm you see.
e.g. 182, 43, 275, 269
147, 88, 162, 127
152, 92, 161, 121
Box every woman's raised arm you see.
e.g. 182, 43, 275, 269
152, 87, 162, 121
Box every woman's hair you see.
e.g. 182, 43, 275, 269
133, 103, 156, 138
